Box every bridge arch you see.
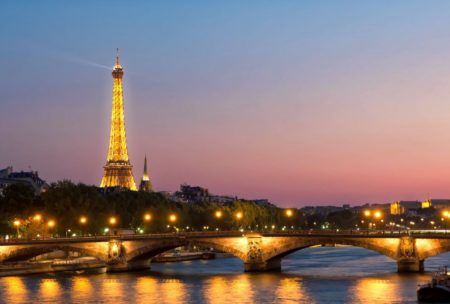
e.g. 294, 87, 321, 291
0, 244, 108, 263
264, 237, 398, 262
126, 238, 247, 263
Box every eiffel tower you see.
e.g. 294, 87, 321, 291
100, 49, 137, 190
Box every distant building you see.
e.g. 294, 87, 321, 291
0, 166, 48, 195
139, 156, 153, 192
390, 201, 421, 215
175, 184, 210, 202
422, 199, 450, 210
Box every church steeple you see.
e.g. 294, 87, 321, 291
139, 155, 153, 192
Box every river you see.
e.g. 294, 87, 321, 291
0, 246, 448, 303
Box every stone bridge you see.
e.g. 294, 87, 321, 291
1, 231, 450, 273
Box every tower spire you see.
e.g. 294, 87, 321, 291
100, 50, 137, 191
139, 155, 153, 192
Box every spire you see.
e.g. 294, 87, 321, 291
139, 155, 153, 192
142, 155, 149, 181
114, 48, 122, 70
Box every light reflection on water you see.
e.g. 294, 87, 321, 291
0, 247, 449, 304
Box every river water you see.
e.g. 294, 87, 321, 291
0, 247, 449, 304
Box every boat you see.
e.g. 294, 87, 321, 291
417, 266, 450, 302
153, 251, 215, 263
50, 258, 107, 274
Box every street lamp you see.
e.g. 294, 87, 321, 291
33, 214, 42, 221
13, 220, 20, 237
47, 220, 55, 237
109, 217, 117, 226
169, 214, 177, 223
285, 209, 293, 217
80, 216, 87, 224
215, 211, 223, 219
144, 213, 152, 221
235, 212, 243, 220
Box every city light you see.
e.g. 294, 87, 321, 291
215, 211, 223, 218
33, 214, 42, 221
13, 220, 20, 227
285, 209, 293, 217
374, 211, 382, 219
79, 216, 87, 224
169, 214, 177, 223
47, 220, 55, 228
364, 210, 371, 217
109, 217, 117, 225
236, 212, 243, 220
144, 213, 152, 221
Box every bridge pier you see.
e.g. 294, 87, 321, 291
244, 258, 281, 272
397, 259, 424, 273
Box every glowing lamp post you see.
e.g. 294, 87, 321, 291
79, 216, 87, 236
144, 214, 152, 222
169, 214, 177, 223
109, 217, 117, 226
47, 220, 55, 237
442, 211, 450, 233
215, 211, 223, 219
13, 220, 20, 238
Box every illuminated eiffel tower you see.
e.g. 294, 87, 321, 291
100, 49, 137, 190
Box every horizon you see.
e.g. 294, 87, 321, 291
4, 1, 450, 206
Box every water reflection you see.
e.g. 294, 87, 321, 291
72, 277, 93, 302
1, 277, 29, 303
352, 277, 396, 304
39, 278, 61, 301
204, 275, 254, 304
275, 277, 312, 304
101, 277, 128, 302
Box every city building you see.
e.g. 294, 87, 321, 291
0, 166, 48, 195
139, 156, 153, 192
100, 49, 137, 191
422, 199, 450, 210
175, 184, 210, 202
390, 200, 421, 215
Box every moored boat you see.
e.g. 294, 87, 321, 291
418, 266, 450, 302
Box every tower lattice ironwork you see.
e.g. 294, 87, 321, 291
100, 49, 137, 190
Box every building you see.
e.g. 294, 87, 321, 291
0, 166, 48, 195
139, 156, 153, 192
390, 201, 421, 215
422, 199, 450, 210
175, 184, 210, 202
100, 49, 137, 191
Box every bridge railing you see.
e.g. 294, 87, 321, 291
0, 229, 449, 245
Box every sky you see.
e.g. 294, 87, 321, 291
3, 1, 450, 206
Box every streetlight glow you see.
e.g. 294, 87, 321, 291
236, 212, 243, 220
285, 209, 293, 217
144, 214, 151, 221
109, 217, 117, 225
215, 211, 222, 218
80, 216, 87, 224
169, 214, 177, 223
48, 220, 55, 228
